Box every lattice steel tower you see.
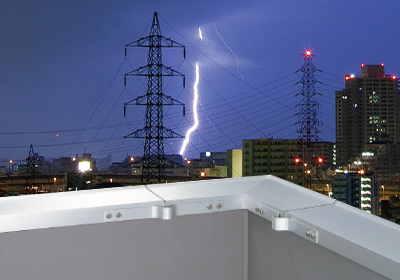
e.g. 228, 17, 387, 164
26, 144, 41, 193
124, 12, 185, 184
295, 50, 321, 143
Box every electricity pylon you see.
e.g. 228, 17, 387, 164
295, 50, 322, 189
295, 50, 322, 143
124, 12, 185, 185
26, 144, 40, 194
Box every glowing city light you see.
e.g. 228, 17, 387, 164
78, 161, 91, 172
362, 152, 374, 157
180, 62, 200, 155
305, 50, 312, 56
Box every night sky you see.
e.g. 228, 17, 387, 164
0, 0, 399, 163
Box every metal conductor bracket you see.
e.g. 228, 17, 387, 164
152, 205, 175, 220
272, 215, 319, 244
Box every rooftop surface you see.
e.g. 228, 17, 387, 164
0, 175, 398, 279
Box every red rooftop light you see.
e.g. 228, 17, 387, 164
381, 63, 385, 67
305, 50, 312, 56
393, 75, 397, 80
361, 63, 365, 67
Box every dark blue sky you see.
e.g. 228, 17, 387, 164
0, 0, 399, 162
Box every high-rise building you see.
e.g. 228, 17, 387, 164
335, 64, 400, 167
332, 171, 379, 215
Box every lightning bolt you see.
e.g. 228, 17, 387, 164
180, 62, 200, 156
199, 26, 203, 41
214, 25, 244, 80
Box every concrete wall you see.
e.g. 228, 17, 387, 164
0, 210, 246, 280
0, 210, 388, 279
247, 211, 388, 280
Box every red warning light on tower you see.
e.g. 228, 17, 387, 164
294, 157, 301, 164
317, 157, 323, 164
305, 50, 312, 56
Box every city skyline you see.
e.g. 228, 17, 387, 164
1, 0, 399, 162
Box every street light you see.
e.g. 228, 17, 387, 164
9, 160, 13, 175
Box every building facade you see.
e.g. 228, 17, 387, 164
335, 64, 400, 167
332, 172, 379, 215
242, 138, 304, 184
361, 142, 400, 182
227, 149, 242, 178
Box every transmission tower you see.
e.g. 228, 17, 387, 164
295, 50, 322, 189
295, 50, 322, 143
123, 12, 186, 185
26, 144, 40, 194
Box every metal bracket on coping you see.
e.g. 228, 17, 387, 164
251, 201, 280, 220
271, 215, 319, 244
272, 216, 290, 231
103, 205, 175, 222
152, 205, 175, 220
